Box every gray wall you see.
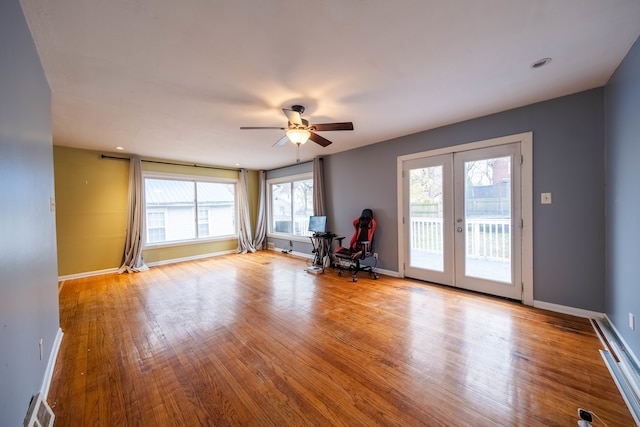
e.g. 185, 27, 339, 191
0, 1, 60, 425
324, 89, 605, 311
605, 35, 640, 359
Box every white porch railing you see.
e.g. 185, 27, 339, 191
272, 216, 314, 236
410, 217, 511, 262
295, 216, 311, 236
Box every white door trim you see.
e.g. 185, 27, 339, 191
397, 132, 533, 305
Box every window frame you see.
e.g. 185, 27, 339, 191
197, 207, 210, 237
146, 209, 167, 244
142, 171, 238, 248
266, 172, 314, 242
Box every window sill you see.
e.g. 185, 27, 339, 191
266, 233, 312, 244
144, 236, 237, 250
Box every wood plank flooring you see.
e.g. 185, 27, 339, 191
49, 252, 635, 426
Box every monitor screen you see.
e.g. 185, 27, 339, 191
308, 215, 327, 233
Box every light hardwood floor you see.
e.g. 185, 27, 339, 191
49, 251, 634, 426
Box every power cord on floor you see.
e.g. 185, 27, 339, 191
590, 411, 608, 427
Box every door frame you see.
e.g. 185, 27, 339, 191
396, 132, 533, 305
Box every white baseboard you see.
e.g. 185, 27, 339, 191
533, 300, 604, 319
373, 267, 399, 277
40, 327, 63, 399
268, 248, 400, 277
286, 249, 314, 259
58, 267, 118, 281
594, 316, 640, 425
602, 314, 640, 374
58, 250, 238, 281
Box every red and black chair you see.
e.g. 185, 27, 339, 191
334, 208, 379, 281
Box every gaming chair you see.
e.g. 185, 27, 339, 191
334, 208, 379, 281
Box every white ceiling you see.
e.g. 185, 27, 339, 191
21, 0, 640, 170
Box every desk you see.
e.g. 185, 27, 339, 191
309, 233, 335, 268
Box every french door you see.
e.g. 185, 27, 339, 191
402, 143, 522, 300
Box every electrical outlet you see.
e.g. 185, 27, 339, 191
630, 313, 635, 331
541, 192, 552, 204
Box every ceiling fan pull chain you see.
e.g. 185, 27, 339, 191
296, 143, 301, 163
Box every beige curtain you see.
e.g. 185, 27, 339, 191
253, 170, 267, 250
118, 156, 148, 273
236, 169, 256, 253
313, 157, 325, 216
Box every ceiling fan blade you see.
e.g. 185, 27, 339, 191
310, 122, 354, 132
309, 132, 332, 147
240, 126, 286, 130
282, 108, 303, 126
272, 135, 289, 147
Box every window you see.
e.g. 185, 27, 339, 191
144, 175, 236, 246
147, 211, 166, 243
268, 173, 314, 239
198, 208, 210, 237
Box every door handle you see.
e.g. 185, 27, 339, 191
456, 227, 463, 232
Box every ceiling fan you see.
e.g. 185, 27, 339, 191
240, 105, 354, 148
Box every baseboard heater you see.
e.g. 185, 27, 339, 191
592, 317, 640, 425
23, 392, 54, 427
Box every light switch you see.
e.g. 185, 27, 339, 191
541, 193, 552, 204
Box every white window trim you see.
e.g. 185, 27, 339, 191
267, 172, 314, 243
396, 131, 533, 305
142, 171, 239, 248
146, 208, 168, 244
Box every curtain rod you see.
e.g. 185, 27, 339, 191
267, 159, 314, 173
101, 154, 240, 172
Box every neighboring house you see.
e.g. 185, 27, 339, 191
145, 179, 235, 243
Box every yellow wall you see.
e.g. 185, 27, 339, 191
247, 169, 259, 233
143, 241, 236, 264
54, 146, 129, 275
54, 146, 258, 276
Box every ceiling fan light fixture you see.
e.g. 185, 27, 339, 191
241, 104, 352, 148
286, 128, 310, 145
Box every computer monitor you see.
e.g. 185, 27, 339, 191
308, 215, 327, 234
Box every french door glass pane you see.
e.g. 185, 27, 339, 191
464, 156, 511, 282
409, 166, 444, 271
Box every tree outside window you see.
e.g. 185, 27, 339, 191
269, 175, 313, 237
